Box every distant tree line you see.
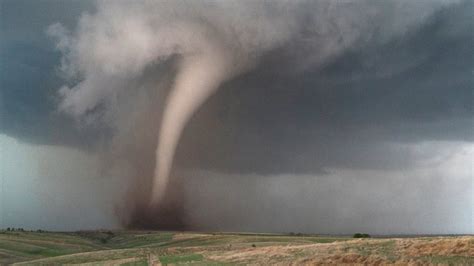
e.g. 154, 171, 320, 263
1, 227, 46, 233
353, 233, 371, 238
6, 227, 25, 232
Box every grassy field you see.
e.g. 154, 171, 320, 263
0, 230, 472, 265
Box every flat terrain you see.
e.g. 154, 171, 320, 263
0, 230, 472, 265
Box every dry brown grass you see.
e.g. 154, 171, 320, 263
204, 236, 473, 265
401, 237, 473, 257
208, 245, 293, 262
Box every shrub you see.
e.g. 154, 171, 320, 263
353, 233, 371, 238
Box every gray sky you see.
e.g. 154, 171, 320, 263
0, 0, 472, 234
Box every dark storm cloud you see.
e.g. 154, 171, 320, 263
2, 0, 471, 173
176, 1, 474, 174
0, 0, 97, 146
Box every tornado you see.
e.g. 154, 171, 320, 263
149, 40, 236, 206
47, 0, 299, 210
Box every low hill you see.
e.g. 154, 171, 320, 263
0, 230, 472, 265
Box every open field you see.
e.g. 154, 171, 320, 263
0, 230, 472, 265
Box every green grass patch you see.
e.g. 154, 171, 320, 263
159, 253, 203, 265
15, 249, 149, 265
120, 258, 149, 266
106, 233, 174, 248
25, 248, 71, 257
160, 236, 231, 248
